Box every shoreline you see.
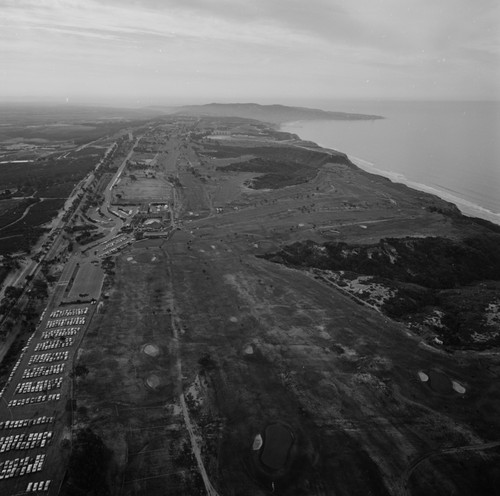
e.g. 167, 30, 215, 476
282, 123, 500, 227
347, 154, 500, 226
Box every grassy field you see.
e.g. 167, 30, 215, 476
64, 261, 105, 303
73, 241, 204, 495
69, 119, 500, 496
113, 176, 172, 205
160, 223, 499, 495
75, 219, 500, 495
177, 172, 211, 217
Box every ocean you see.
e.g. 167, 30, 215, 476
281, 101, 500, 225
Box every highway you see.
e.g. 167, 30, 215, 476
0, 136, 133, 301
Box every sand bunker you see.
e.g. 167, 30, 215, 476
253, 434, 263, 450
229, 316, 238, 323
244, 345, 254, 355
452, 381, 466, 394
418, 371, 429, 382
142, 343, 160, 357
420, 370, 466, 395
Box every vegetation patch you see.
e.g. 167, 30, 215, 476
60, 428, 112, 496
0, 198, 36, 229
0, 198, 65, 255
219, 158, 316, 189
216, 145, 349, 189
262, 235, 500, 349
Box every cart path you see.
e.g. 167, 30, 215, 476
400, 440, 500, 495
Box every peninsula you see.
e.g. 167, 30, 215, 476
153, 102, 384, 123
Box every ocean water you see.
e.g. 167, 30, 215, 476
282, 101, 500, 225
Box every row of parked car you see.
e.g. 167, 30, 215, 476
0, 454, 45, 480
50, 306, 88, 318
22, 364, 65, 380
26, 480, 51, 492
100, 236, 131, 258
0, 335, 36, 400
0, 417, 54, 431
15, 378, 63, 395
28, 351, 69, 365
41, 327, 80, 341
34, 339, 73, 352
0, 432, 52, 454
8, 393, 61, 408
46, 317, 86, 328
0, 306, 88, 490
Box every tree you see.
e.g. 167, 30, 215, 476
4, 286, 22, 300
62, 428, 112, 496
32, 278, 48, 299
72, 364, 89, 378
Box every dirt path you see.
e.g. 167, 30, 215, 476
400, 440, 500, 496
0, 199, 40, 231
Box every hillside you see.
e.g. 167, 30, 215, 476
151, 102, 383, 123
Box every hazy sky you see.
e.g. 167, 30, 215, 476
1, 0, 499, 106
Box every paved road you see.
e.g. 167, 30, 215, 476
80, 139, 141, 258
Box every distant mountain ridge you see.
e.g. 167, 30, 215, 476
153, 103, 383, 123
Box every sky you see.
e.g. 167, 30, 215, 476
1, 0, 499, 106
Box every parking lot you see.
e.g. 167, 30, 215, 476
95, 234, 133, 258
0, 431, 53, 454
22, 365, 65, 380
0, 303, 94, 495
